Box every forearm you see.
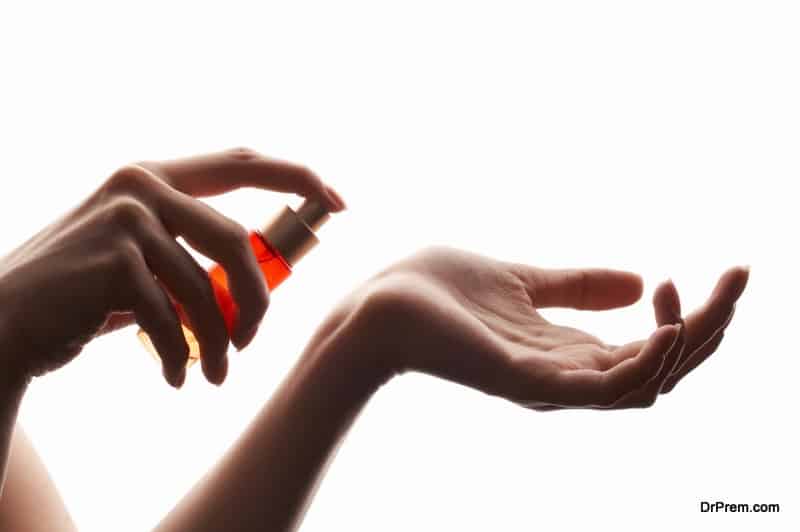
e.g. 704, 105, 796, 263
0, 366, 28, 499
0, 283, 30, 497
155, 304, 393, 532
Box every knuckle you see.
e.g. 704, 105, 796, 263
222, 221, 252, 259
226, 146, 260, 161
105, 196, 153, 232
105, 164, 157, 194
292, 163, 324, 192
112, 237, 143, 273
413, 245, 453, 263
297, 164, 320, 182
567, 270, 588, 308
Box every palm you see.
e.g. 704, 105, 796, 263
371, 247, 748, 410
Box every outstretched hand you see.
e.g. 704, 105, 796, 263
341, 247, 748, 410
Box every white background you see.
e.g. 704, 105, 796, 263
1, 1, 797, 531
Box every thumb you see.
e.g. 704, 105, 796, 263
525, 267, 644, 310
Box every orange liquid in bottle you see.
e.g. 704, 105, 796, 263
138, 231, 292, 365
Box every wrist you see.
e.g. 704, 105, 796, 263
0, 301, 29, 391
304, 300, 403, 400
0, 337, 30, 394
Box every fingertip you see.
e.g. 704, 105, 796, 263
715, 265, 750, 303
174, 365, 186, 389
323, 184, 347, 211
217, 355, 228, 385
597, 269, 644, 308
201, 355, 226, 386
163, 362, 184, 389
628, 272, 645, 301
233, 320, 260, 351
734, 264, 750, 294
653, 278, 682, 323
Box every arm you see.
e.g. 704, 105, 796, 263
1, 301, 29, 497
0, 148, 344, 503
1, 328, 76, 530
154, 298, 388, 532
154, 248, 749, 531
0, 427, 78, 532
0, 367, 27, 502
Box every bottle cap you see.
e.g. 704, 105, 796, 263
260, 199, 330, 266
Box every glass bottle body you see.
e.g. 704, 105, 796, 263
137, 230, 292, 365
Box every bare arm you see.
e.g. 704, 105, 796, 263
0, 426, 78, 532
154, 248, 748, 531
0, 369, 26, 502
154, 300, 386, 532
0, 149, 747, 531
0, 148, 344, 528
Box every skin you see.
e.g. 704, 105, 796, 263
0, 149, 749, 531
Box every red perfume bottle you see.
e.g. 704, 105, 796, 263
138, 199, 330, 365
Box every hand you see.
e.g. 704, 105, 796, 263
0, 148, 345, 387
341, 246, 748, 409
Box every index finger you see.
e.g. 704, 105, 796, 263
137, 147, 346, 210
680, 266, 749, 361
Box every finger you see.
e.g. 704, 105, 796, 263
604, 340, 646, 366
523, 268, 644, 310
121, 241, 189, 388
135, 216, 231, 385
611, 324, 686, 408
153, 188, 270, 352
679, 266, 749, 366
661, 312, 731, 393
137, 148, 346, 210
546, 324, 679, 407
654, 279, 681, 326
651, 278, 687, 387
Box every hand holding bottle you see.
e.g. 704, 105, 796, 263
0, 148, 345, 388
321, 246, 749, 409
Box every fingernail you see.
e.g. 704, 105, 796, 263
321, 186, 338, 210
324, 185, 346, 210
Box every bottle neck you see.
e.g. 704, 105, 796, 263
260, 206, 320, 267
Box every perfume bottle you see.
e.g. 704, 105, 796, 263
138, 199, 331, 366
